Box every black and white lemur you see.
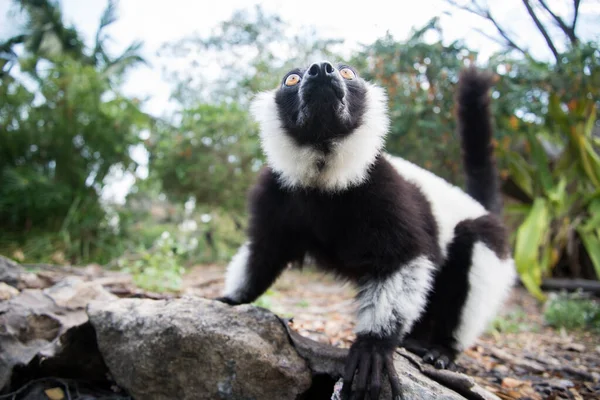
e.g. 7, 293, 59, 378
215, 61, 516, 399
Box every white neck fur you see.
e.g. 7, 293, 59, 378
250, 83, 390, 192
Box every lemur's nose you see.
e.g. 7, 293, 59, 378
307, 62, 336, 79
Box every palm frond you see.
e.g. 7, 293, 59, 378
93, 0, 118, 64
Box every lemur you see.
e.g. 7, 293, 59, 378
215, 61, 517, 399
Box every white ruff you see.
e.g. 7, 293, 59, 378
355, 256, 436, 337
385, 154, 488, 258
454, 242, 517, 351
223, 242, 251, 302
250, 83, 389, 192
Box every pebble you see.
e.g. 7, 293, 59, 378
0, 282, 19, 300
563, 343, 586, 352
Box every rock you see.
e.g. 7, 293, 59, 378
286, 323, 494, 400
0, 282, 19, 300
88, 297, 313, 400
562, 342, 585, 352
89, 296, 489, 400
0, 255, 22, 287
0, 277, 117, 392
44, 276, 117, 309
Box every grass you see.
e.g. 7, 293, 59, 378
543, 291, 600, 332
489, 307, 538, 334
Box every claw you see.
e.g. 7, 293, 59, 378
423, 349, 440, 364
434, 355, 449, 369
422, 346, 457, 370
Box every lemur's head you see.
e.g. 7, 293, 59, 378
251, 61, 389, 192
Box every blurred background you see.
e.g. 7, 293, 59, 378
0, 0, 599, 301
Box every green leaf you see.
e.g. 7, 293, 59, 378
580, 199, 600, 233
577, 229, 600, 280
520, 272, 547, 302
507, 154, 534, 199
514, 198, 550, 301
527, 130, 554, 196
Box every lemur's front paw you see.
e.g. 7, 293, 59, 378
340, 335, 402, 400
214, 296, 240, 305
422, 346, 457, 370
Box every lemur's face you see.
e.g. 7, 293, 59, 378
273, 61, 368, 147
250, 60, 388, 190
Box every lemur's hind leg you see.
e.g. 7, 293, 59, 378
416, 215, 516, 370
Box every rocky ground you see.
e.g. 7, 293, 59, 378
184, 264, 600, 400
2, 258, 599, 399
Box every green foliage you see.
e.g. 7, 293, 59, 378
148, 103, 262, 215
350, 18, 484, 184
118, 232, 186, 293
0, 59, 148, 263
501, 42, 600, 299
543, 291, 600, 332
159, 5, 342, 106
0, 0, 149, 264
252, 289, 277, 310
489, 308, 537, 334
2, 0, 146, 80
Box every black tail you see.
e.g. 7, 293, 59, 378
456, 67, 502, 215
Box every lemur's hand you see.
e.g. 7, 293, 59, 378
213, 296, 240, 305
341, 335, 402, 400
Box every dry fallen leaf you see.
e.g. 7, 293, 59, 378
501, 377, 527, 389
44, 387, 65, 400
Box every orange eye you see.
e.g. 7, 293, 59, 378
340, 68, 356, 80
284, 74, 301, 86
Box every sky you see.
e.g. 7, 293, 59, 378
1, 0, 598, 203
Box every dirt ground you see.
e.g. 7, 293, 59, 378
183, 264, 600, 400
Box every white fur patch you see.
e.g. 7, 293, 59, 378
384, 154, 488, 258
355, 256, 436, 337
250, 83, 389, 192
453, 242, 517, 351
223, 242, 251, 302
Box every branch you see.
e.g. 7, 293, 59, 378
444, 0, 529, 57
521, 0, 560, 62
537, 0, 578, 45
572, 0, 581, 30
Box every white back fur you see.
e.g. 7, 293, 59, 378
355, 256, 436, 337
385, 154, 488, 258
250, 83, 389, 192
454, 242, 517, 350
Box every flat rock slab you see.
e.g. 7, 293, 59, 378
87, 297, 313, 400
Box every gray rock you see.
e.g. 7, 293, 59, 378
0, 277, 117, 390
0, 255, 22, 287
87, 297, 313, 400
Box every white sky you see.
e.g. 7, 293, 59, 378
1, 0, 598, 203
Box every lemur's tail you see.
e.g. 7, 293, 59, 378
456, 67, 502, 215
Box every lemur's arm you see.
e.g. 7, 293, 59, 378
217, 239, 296, 304
341, 256, 436, 400
216, 170, 302, 305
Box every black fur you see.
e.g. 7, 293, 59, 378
403, 213, 510, 369
456, 67, 503, 215
229, 156, 441, 303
